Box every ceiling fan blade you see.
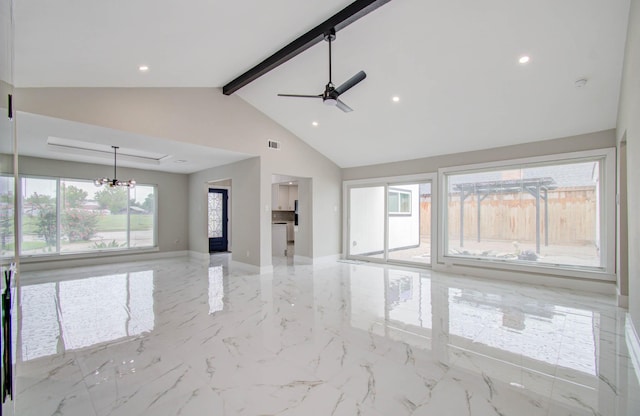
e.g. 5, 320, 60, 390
334, 71, 366, 96
335, 99, 353, 113
277, 93, 322, 99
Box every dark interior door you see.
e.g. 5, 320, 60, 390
208, 188, 228, 252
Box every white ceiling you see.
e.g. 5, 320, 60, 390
13, 0, 631, 168
5, 112, 252, 174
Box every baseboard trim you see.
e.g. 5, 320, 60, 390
625, 315, 640, 384
618, 294, 629, 308
188, 251, 211, 262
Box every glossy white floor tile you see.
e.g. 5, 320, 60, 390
14, 255, 640, 415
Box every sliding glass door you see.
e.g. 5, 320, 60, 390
347, 176, 434, 266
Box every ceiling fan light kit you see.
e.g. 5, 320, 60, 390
278, 28, 366, 113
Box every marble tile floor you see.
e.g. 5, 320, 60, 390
13, 254, 640, 415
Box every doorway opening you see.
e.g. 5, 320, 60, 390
208, 180, 231, 254
271, 174, 311, 264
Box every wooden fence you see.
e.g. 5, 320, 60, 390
420, 188, 597, 245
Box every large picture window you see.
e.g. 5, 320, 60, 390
439, 149, 615, 277
20, 176, 156, 256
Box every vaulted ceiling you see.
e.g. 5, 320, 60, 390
13, 0, 631, 168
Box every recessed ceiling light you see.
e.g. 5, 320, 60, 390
174, 159, 187, 164
312, 121, 319, 127
392, 96, 400, 103
518, 56, 530, 64
138, 65, 149, 72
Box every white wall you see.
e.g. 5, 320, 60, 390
15, 88, 343, 268
189, 157, 260, 266
617, 0, 640, 326
258, 143, 341, 266
294, 178, 313, 259
349, 186, 385, 255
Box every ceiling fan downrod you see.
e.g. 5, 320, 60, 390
324, 28, 336, 86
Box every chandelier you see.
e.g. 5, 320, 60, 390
94, 146, 136, 188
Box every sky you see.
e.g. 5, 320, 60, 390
20, 177, 154, 203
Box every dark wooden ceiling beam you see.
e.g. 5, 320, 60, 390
222, 0, 391, 95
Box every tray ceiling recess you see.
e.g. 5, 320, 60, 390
222, 0, 391, 95
46, 137, 172, 165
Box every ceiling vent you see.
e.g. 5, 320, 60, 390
267, 140, 281, 150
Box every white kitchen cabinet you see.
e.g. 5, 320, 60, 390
272, 184, 297, 211
278, 185, 289, 210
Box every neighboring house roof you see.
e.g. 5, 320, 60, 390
448, 162, 598, 189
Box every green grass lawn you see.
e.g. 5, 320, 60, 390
97, 214, 153, 231
4, 241, 50, 251
22, 214, 153, 233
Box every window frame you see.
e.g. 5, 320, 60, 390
343, 172, 437, 267
437, 148, 616, 281
18, 174, 158, 258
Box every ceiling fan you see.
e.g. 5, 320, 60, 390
277, 28, 366, 113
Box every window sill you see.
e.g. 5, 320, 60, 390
439, 254, 615, 282
20, 246, 160, 264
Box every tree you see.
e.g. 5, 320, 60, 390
62, 184, 88, 209
142, 193, 155, 213
0, 191, 13, 250
94, 187, 128, 213
25, 192, 56, 246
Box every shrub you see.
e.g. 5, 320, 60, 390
92, 239, 125, 249
63, 209, 99, 242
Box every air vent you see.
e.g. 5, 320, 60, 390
267, 140, 281, 150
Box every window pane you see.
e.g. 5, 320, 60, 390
60, 179, 100, 253
388, 191, 399, 213
400, 193, 411, 213
388, 183, 431, 264
445, 160, 602, 269
92, 186, 128, 249
21, 177, 57, 255
130, 185, 155, 248
0, 175, 15, 258
208, 192, 223, 238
